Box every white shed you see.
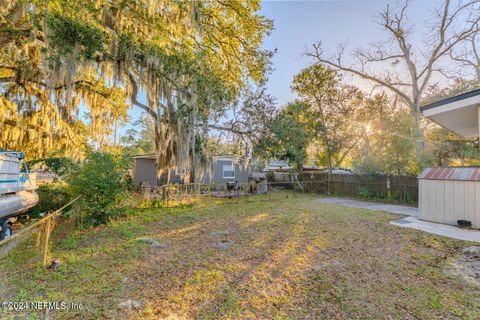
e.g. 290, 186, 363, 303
418, 167, 480, 229
420, 89, 480, 229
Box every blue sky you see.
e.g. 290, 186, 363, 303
259, 0, 439, 106
121, 0, 440, 136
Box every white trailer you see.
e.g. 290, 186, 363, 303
0, 151, 39, 240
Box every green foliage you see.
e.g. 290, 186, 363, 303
266, 171, 275, 182
27, 183, 70, 218
427, 128, 480, 166
255, 101, 310, 170
117, 32, 137, 61
291, 64, 365, 170
27, 157, 79, 177
357, 186, 372, 199
352, 95, 420, 175
66, 152, 132, 226
45, 13, 104, 60
205, 138, 247, 159
120, 113, 156, 156
1, 0, 273, 164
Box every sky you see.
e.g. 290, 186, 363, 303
259, 0, 440, 106
120, 0, 442, 136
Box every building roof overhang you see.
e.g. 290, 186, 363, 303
421, 88, 480, 138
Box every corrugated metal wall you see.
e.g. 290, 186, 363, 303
419, 177, 480, 229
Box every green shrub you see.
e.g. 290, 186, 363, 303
27, 183, 70, 218
67, 152, 132, 226
357, 186, 372, 199
27, 157, 79, 177
45, 13, 104, 60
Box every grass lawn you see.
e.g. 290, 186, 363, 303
0, 191, 478, 319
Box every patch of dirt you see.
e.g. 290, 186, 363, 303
216, 240, 235, 251
451, 246, 480, 287
118, 299, 143, 309
135, 237, 166, 248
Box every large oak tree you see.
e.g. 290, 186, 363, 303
0, 0, 273, 183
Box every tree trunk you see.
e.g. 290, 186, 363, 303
190, 106, 196, 184
154, 121, 163, 185
413, 104, 425, 161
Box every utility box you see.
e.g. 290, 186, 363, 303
418, 167, 480, 229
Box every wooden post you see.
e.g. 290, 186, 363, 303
166, 186, 169, 208
327, 172, 331, 195
77, 205, 83, 229
386, 176, 391, 199
42, 218, 51, 267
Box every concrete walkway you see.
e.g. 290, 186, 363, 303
317, 197, 480, 243
317, 197, 418, 216
390, 216, 480, 243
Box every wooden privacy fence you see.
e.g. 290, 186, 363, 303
299, 173, 419, 204
0, 196, 80, 267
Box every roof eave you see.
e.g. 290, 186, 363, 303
421, 88, 480, 112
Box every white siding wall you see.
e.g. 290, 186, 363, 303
419, 179, 479, 228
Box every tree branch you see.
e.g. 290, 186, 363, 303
306, 42, 413, 106
126, 70, 160, 122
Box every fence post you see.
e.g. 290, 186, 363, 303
327, 173, 331, 195
386, 177, 391, 199
166, 186, 169, 208
162, 186, 166, 207
42, 218, 52, 267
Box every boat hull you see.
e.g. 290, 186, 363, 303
0, 191, 39, 219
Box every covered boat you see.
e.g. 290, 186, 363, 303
0, 151, 38, 219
